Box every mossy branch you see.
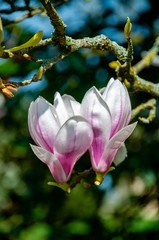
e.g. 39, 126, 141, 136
40, 0, 67, 46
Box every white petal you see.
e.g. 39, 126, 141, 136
101, 77, 115, 96
28, 101, 40, 146
30, 144, 67, 183
99, 87, 105, 95
54, 92, 70, 125
81, 86, 112, 166
54, 116, 93, 178
28, 97, 60, 152
62, 94, 81, 116
113, 143, 127, 166
28, 100, 51, 150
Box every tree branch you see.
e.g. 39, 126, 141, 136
67, 35, 128, 64
133, 36, 159, 74
1, 1, 159, 101
40, 0, 66, 45
131, 76, 159, 97
2, 33, 159, 100
0, 6, 33, 14
0, 34, 128, 65
131, 98, 156, 123
2, 7, 44, 26
69, 168, 93, 190
133, 52, 156, 74
117, 59, 159, 98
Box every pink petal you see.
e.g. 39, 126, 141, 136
28, 97, 60, 152
81, 86, 112, 167
30, 144, 67, 183
102, 79, 131, 138
96, 122, 137, 173
122, 84, 131, 126
54, 116, 93, 179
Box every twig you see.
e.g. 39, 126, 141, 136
127, 37, 133, 70
1, 51, 42, 63
70, 168, 93, 190
21, 38, 53, 53
133, 52, 156, 74
0, 6, 33, 14
0, 1, 68, 15
67, 35, 128, 64
117, 59, 159, 98
5, 53, 68, 87
131, 98, 156, 123
2, 7, 44, 26
133, 36, 159, 74
40, 0, 66, 45
131, 76, 159, 98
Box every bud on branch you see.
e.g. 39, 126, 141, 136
124, 17, 132, 39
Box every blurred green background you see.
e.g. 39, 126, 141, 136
0, 0, 159, 239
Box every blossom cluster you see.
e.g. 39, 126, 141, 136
28, 78, 137, 184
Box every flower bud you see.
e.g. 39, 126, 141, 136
124, 17, 132, 39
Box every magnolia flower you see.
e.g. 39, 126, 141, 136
81, 78, 137, 176
28, 93, 93, 183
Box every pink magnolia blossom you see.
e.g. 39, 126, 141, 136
28, 93, 93, 183
81, 78, 137, 174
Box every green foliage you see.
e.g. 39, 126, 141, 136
0, 59, 20, 77
17, 223, 52, 240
